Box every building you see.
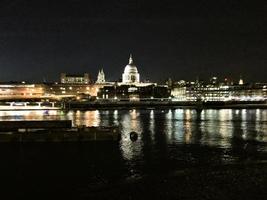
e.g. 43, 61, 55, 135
42, 71, 112, 99
122, 54, 140, 84
228, 83, 267, 101
96, 69, 106, 84
0, 83, 45, 100
45, 83, 101, 98
97, 84, 170, 101
60, 73, 90, 84
171, 78, 267, 102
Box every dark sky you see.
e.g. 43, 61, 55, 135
0, 0, 266, 83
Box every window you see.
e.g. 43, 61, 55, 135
131, 75, 136, 82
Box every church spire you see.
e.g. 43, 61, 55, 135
129, 54, 133, 64
96, 68, 105, 83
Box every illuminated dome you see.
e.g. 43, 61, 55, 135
124, 58, 138, 74
122, 54, 140, 84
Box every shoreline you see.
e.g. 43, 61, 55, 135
0, 106, 60, 111
66, 101, 267, 110
0, 101, 266, 111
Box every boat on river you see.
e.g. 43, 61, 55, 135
0, 120, 120, 142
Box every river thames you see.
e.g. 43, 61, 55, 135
0, 108, 267, 199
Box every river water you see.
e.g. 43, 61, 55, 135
0, 108, 266, 198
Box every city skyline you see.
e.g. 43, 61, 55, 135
0, 53, 260, 85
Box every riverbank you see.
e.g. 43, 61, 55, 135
66, 100, 267, 110
0, 105, 60, 111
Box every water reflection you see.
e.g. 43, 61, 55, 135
198, 110, 234, 147
0, 108, 267, 161
120, 109, 144, 161
148, 110, 155, 140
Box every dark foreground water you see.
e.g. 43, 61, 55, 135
0, 109, 267, 199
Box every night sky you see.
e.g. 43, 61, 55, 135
0, 0, 266, 83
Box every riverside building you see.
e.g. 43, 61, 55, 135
0, 83, 45, 99
97, 84, 171, 101
171, 78, 267, 102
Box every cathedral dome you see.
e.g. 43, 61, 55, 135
124, 63, 138, 74
122, 54, 140, 84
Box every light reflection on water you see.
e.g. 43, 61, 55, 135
0, 109, 267, 162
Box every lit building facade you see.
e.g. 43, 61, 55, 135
171, 79, 267, 102
60, 73, 90, 84
45, 83, 101, 98
0, 83, 45, 99
228, 83, 267, 101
